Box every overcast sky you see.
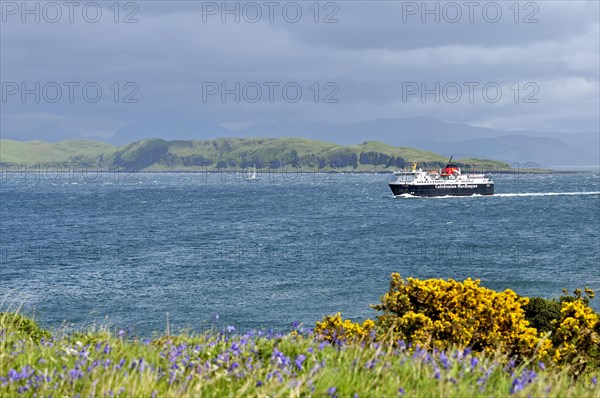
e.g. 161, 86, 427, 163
1, 0, 598, 139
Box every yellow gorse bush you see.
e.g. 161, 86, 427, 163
551, 299, 600, 369
314, 273, 600, 369
314, 312, 375, 342
372, 273, 551, 358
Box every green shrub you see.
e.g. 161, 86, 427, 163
523, 297, 562, 333
0, 312, 52, 342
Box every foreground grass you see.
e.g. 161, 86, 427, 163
0, 313, 598, 397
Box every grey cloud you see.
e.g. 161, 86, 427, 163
1, 0, 598, 138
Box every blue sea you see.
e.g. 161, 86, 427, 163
1, 171, 599, 335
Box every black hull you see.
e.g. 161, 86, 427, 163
389, 183, 494, 197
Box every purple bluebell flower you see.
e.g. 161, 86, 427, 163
7, 369, 19, 382
439, 351, 450, 369
398, 387, 406, 396
229, 342, 240, 355
510, 369, 537, 394
510, 377, 524, 394
591, 376, 598, 386
229, 362, 240, 371
227, 325, 235, 333
504, 357, 516, 371
256, 380, 263, 387
138, 358, 146, 372
365, 359, 377, 370
295, 354, 306, 370
69, 368, 84, 380
328, 386, 337, 396
271, 348, 291, 367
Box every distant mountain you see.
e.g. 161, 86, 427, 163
408, 135, 595, 167
506, 130, 600, 163
235, 117, 502, 144
236, 118, 598, 167
0, 138, 510, 172
0, 125, 102, 142
108, 118, 232, 145
4, 117, 597, 166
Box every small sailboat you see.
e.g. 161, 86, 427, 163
247, 165, 261, 182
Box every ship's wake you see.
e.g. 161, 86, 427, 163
394, 192, 600, 199
494, 192, 600, 197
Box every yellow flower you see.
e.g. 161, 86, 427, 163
314, 313, 375, 343
372, 273, 550, 359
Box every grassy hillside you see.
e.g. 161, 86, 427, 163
0, 138, 511, 172
0, 140, 117, 165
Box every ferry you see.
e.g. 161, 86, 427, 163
389, 157, 494, 197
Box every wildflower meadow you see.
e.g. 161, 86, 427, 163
1, 274, 599, 397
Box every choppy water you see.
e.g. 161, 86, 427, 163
1, 172, 599, 335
